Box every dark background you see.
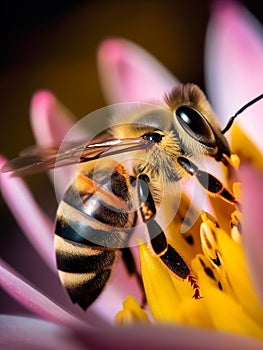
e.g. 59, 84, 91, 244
0, 0, 262, 314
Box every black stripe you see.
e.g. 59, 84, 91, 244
55, 217, 129, 248
56, 249, 116, 273
66, 270, 111, 310
88, 196, 129, 227
64, 187, 130, 228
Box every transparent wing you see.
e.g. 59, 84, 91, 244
1, 136, 150, 176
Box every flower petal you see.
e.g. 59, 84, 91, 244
0, 156, 55, 270
166, 193, 203, 260
139, 241, 195, 323
175, 297, 213, 329
193, 256, 263, 339
30, 90, 76, 147
30, 90, 82, 197
216, 225, 263, 326
205, 1, 263, 152
83, 323, 263, 350
0, 315, 87, 350
3, 315, 263, 350
115, 295, 150, 325
198, 218, 263, 326
0, 258, 86, 329
240, 166, 263, 308
230, 125, 263, 172
97, 38, 178, 103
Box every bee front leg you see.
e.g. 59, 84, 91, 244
137, 174, 201, 299
177, 156, 240, 207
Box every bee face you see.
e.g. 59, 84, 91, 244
108, 84, 231, 186
166, 84, 231, 160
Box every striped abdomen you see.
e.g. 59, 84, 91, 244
55, 162, 136, 310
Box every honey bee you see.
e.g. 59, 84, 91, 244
2, 84, 262, 310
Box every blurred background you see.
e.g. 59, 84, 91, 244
0, 0, 262, 315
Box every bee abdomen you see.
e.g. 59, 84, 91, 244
56, 244, 116, 273
63, 172, 134, 228
55, 235, 119, 310
55, 201, 132, 248
54, 162, 136, 309
59, 269, 112, 310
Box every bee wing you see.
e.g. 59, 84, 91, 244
1, 137, 149, 176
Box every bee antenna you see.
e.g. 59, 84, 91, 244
221, 93, 263, 134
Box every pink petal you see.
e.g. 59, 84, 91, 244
205, 1, 263, 152
2, 316, 263, 350
1, 259, 263, 350
97, 38, 178, 103
240, 166, 263, 307
0, 258, 86, 330
30, 90, 76, 147
0, 156, 55, 271
82, 324, 263, 350
0, 315, 87, 350
30, 90, 83, 197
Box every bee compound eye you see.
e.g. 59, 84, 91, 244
175, 105, 216, 148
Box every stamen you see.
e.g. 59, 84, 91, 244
115, 295, 150, 325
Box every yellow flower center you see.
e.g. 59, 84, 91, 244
115, 141, 263, 340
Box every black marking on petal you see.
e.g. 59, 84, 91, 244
204, 266, 216, 280
211, 251, 221, 266
218, 281, 223, 291
183, 233, 194, 245
203, 232, 212, 249
210, 228, 218, 243
199, 257, 216, 280
204, 212, 220, 228
199, 257, 205, 267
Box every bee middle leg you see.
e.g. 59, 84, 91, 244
121, 247, 147, 307
137, 174, 201, 299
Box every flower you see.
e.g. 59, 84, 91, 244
1, 1, 263, 349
